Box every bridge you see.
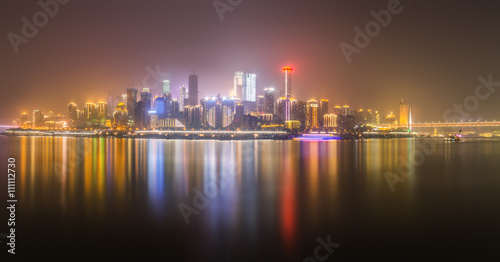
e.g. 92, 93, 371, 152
378, 121, 500, 128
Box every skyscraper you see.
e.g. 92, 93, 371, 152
233, 71, 243, 99
256, 95, 265, 113
264, 88, 275, 114
179, 86, 187, 111
163, 80, 170, 95
32, 110, 43, 128
68, 102, 77, 128
107, 91, 114, 116
140, 88, 152, 113
306, 99, 319, 129
242, 73, 256, 102
319, 99, 329, 127
188, 74, 199, 106
341, 105, 350, 116
97, 102, 107, 121
127, 88, 137, 127
399, 99, 409, 125
283, 67, 292, 121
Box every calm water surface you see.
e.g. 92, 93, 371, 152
1, 136, 500, 261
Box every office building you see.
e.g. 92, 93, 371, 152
233, 71, 243, 99
400, 99, 409, 125
188, 74, 199, 106
163, 80, 170, 95
68, 102, 78, 128
306, 99, 319, 129
283, 67, 292, 121
179, 86, 187, 111
319, 99, 328, 127
126, 88, 137, 127
264, 88, 275, 114
242, 73, 256, 102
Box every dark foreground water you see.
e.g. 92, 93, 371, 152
1, 136, 500, 261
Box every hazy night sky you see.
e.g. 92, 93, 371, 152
1, 0, 500, 124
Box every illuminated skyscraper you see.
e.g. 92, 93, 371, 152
179, 86, 187, 111
107, 91, 114, 116
242, 73, 256, 102
163, 80, 170, 95
84, 103, 97, 127
283, 67, 292, 121
20, 112, 29, 128
341, 105, 350, 116
333, 106, 342, 115
113, 103, 128, 128
233, 71, 243, 99
399, 99, 409, 125
188, 74, 199, 106
276, 97, 286, 123
264, 88, 275, 114
256, 95, 265, 113
32, 110, 43, 128
141, 88, 152, 113
68, 102, 78, 127
306, 99, 319, 129
319, 99, 329, 127
127, 88, 137, 127
97, 102, 107, 120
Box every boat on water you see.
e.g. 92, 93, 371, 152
444, 135, 461, 142
444, 130, 462, 142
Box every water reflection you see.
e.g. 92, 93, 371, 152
3, 136, 500, 260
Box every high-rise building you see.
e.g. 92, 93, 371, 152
179, 86, 187, 111
68, 102, 78, 128
242, 73, 256, 102
193, 105, 203, 128
201, 97, 217, 128
32, 110, 43, 128
291, 99, 298, 120
163, 80, 170, 95
283, 67, 292, 121
188, 74, 199, 106
84, 103, 97, 126
306, 99, 319, 129
319, 99, 329, 127
276, 97, 286, 123
107, 91, 114, 116
154, 97, 165, 118
97, 102, 107, 120
113, 103, 128, 128
141, 88, 152, 113
233, 71, 243, 99
20, 112, 29, 128
135, 101, 146, 130
297, 100, 307, 128
172, 99, 180, 118
399, 99, 409, 125
126, 88, 138, 127
264, 88, 275, 114
256, 95, 265, 113
333, 106, 342, 116
341, 105, 350, 116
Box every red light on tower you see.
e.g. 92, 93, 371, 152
283, 66, 292, 72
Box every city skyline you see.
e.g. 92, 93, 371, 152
2, 1, 500, 125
